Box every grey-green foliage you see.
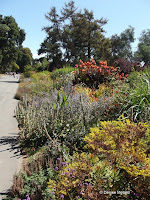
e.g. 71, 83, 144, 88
17, 87, 113, 151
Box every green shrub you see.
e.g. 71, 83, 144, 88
23, 65, 35, 78
12, 151, 56, 200
120, 70, 150, 122
50, 66, 77, 80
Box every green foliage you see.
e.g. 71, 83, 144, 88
134, 29, 150, 65
110, 26, 135, 62
12, 160, 56, 200
39, 1, 108, 66
50, 66, 77, 79
0, 15, 26, 72
12, 62, 20, 72
120, 70, 150, 122
23, 65, 34, 78
31, 71, 51, 81
36, 58, 49, 71
17, 47, 33, 72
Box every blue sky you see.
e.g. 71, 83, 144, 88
0, 0, 150, 58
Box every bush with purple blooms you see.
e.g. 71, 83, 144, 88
16, 87, 113, 152
18, 195, 30, 200
9, 61, 150, 200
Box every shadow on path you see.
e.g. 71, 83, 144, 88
0, 191, 15, 200
0, 135, 22, 159
0, 80, 19, 84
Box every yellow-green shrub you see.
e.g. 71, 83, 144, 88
31, 71, 51, 82
84, 118, 150, 177
48, 152, 120, 199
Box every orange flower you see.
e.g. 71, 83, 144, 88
111, 66, 114, 70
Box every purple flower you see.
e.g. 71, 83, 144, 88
55, 167, 59, 171
57, 158, 61, 161
67, 168, 70, 171
26, 195, 30, 200
131, 191, 138, 196
51, 191, 55, 195
77, 196, 80, 199
85, 183, 88, 186
62, 162, 67, 166
60, 194, 64, 198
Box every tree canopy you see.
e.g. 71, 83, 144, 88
17, 47, 33, 72
134, 29, 150, 65
38, 1, 108, 69
0, 15, 26, 72
110, 26, 135, 63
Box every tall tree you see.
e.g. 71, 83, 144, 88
61, 1, 78, 63
0, 15, 26, 72
110, 26, 135, 63
134, 29, 150, 66
39, 1, 108, 68
38, 7, 62, 70
82, 9, 107, 59
17, 47, 33, 72
93, 36, 111, 63
61, 3, 107, 63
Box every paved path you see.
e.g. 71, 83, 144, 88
0, 75, 22, 200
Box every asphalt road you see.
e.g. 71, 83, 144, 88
0, 75, 22, 200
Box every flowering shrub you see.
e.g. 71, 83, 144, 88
73, 58, 127, 88
73, 84, 113, 102
84, 118, 150, 176
16, 89, 113, 151
84, 118, 150, 198
48, 152, 120, 200
13, 61, 150, 200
